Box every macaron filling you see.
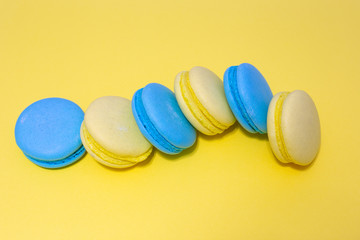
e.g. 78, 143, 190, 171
274, 92, 293, 163
133, 89, 183, 154
227, 66, 263, 134
179, 71, 227, 135
81, 123, 152, 166
25, 145, 85, 168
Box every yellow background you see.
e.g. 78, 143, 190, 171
1, 0, 359, 239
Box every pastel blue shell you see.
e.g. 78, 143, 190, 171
15, 98, 85, 168
132, 83, 196, 154
224, 63, 273, 134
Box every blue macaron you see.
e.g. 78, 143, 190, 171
15, 98, 86, 168
132, 83, 197, 155
224, 63, 273, 134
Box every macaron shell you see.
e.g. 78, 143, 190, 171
141, 83, 196, 149
237, 63, 273, 133
15, 98, 84, 161
281, 90, 321, 165
133, 88, 183, 154
174, 72, 212, 135
26, 145, 86, 169
223, 66, 258, 134
84, 96, 152, 158
189, 66, 235, 127
267, 92, 289, 163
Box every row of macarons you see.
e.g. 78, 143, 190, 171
15, 63, 321, 169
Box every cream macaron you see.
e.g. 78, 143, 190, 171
174, 66, 236, 135
267, 90, 321, 166
80, 96, 153, 168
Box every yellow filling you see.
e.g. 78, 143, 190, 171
274, 92, 293, 163
179, 71, 228, 135
81, 124, 152, 166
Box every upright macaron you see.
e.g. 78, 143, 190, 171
81, 96, 152, 168
15, 98, 85, 169
174, 66, 235, 135
224, 63, 273, 134
132, 83, 197, 155
267, 90, 321, 166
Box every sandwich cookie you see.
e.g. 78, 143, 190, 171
267, 90, 321, 166
132, 83, 196, 155
174, 66, 235, 135
81, 96, 152, 168
224, 63, 273, 134
15, 98, 85, 169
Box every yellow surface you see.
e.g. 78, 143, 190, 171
1, 0, 359, 239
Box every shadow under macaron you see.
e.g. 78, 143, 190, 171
159, 122, 263, 161
199, 122, 318, 171
197, 123, 237, 142
156, 136, 199, 161
199, 123, 268, 143
236, 123, 268, 141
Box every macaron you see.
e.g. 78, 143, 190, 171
267, 90, 321, 166
224, 63, 273, 134
15, 98, 85, 169
132, 83, 197, 155
174, 66, 236, 135
80, 96, 152, 168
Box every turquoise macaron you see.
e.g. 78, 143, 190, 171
224, 63, 273, 134
15, 98, 86, 168
132, 83, 197, 155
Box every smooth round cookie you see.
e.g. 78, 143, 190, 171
15, 98, 85, 168
267, 90, 321, 166
132, 83, 196, 155
174, 66, 235, 135
224, 63, 273, 134
81, 96, 152, 168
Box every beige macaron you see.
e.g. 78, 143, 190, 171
174, 66, 235, 135
267, 90, 321, 166
80, 96, 152, 168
